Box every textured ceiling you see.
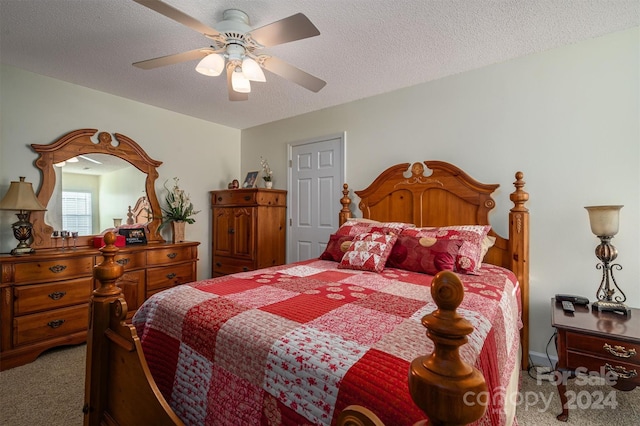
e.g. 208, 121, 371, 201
1, 1, 638, 130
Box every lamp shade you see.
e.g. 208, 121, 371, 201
585, 205, 623, 237
231, 69, 251, 93
0, 177, 47, 211
241, 57, 266, 82
195, 53, 225, 76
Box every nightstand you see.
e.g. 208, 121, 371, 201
551, 299, 639, 421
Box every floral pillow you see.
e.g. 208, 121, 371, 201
319, 234, 355, 262
335, 220, 414, 237
387, 235, 463, 275
400, 225, 491, 274
338, 232, 398, 273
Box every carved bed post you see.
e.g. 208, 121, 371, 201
84, 232, 124, 425
339, 183, 352, 225
509, 172, 529, 370
408, 271, 487, 426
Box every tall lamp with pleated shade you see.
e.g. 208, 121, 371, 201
0, 177, 47, 255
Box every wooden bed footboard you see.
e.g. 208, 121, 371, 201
84, 236, 486, 425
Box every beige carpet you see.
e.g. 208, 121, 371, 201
1, 344, 638, 425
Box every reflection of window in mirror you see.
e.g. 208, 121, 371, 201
47, 154, 147, 235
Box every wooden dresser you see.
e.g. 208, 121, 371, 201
0, 241, 199, 370
211, 188, 286, 277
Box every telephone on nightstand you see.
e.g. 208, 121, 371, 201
555, 294, 589, 305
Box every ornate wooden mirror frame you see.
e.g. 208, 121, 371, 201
30, 128, 165, 249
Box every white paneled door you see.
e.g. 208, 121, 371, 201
288, 134, 345, 262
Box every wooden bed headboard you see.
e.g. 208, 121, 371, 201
339, 161, 530, 369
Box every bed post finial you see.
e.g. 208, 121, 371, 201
408, 271, 487, 425
339, 183, 352, 226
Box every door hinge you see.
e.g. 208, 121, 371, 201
289, 160, 292, 167
289, 218, 292, 226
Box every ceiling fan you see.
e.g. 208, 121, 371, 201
132, 0, 326, 101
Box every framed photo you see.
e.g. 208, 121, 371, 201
243, 171, 258, 188
118, 227, 147, 245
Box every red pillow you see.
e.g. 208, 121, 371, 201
401, 225, 491, 274
319, 234, 355, 262
335, 220, 413, 237
387, 235, 463, 275
338, 232, 398, 273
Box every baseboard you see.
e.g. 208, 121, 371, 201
529, 350, 557, 369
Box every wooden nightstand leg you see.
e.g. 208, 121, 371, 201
555, 366, 570, 422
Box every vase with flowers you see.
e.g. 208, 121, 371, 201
260, 157, 273, 188
159, 177, 200, 243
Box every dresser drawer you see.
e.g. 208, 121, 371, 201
97, 251, 146, 271
13, 257, 93, 283
212, 190, 257, 206
146, 263, 194, 292
566, 331, 639, 366
13, 304, 89, 347
212, 257, 255, 276
147, 248, 194, 266
14, 277, 93, 315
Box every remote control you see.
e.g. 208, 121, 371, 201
562, 300, 575, 313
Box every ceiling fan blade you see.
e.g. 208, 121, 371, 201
133, 48, 213, 69
133, 0, 220, 37
226, 64, 249, 102
261, 56, 326, 93
249, 13, 320, 47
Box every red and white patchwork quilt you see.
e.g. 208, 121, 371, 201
133, 259, 521, 426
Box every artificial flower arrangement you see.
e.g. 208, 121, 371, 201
260, 157, 273, 182
159, 177, 200, 229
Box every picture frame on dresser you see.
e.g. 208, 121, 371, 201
242, 171, 258, 188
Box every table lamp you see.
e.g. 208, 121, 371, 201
0, 177, 47, 255
584, 205, 626, 311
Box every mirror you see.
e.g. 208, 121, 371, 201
50, 154, 148, 235
30, 129, 165, 249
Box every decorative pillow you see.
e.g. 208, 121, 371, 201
319, 234, 355, 262
387, 235, 463, 275
335, 220, 414, 237
400, 225, 491, 274
338, 232, 398, 273
480, 235, 497, 260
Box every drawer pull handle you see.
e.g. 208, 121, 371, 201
604, 363, 638, 380
604, 343, 637, 358
116, 258, 130, 266
217, 197, 222, 202
244, 196, 251, 201
167, 253, 177, 259
48, 291, 66, 301
228, 228, 235, 234
166, 273, 177, 279
47, 319, 65, 329
49, 265, 67, 273
216, 262, 222, 267
242, 267, 248, 271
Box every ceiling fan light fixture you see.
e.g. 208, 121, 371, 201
241, 57, 266, 82
196, 53, 225, 76
231, 68, 251, 93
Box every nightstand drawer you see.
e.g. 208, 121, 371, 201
14, 304, 89, 346
14, 277, 93, 315
567, 352, 639, 386
146, 263, 194, 291
566, 331, 639, 366
14, 257, 93, 283
147, 248, 194, 266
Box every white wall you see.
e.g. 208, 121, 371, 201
0, 65, 242, 280
241, 28, 640, 359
